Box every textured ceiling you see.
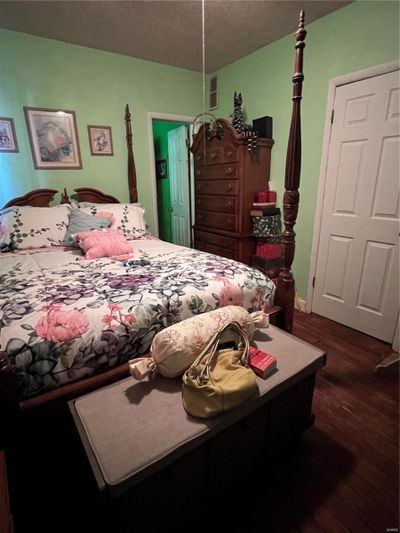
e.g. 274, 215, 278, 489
0, 0, 351, 72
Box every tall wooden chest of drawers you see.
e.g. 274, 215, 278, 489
190, 118, 274, 265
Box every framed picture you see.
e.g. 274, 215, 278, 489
0, 117, 19, 153
156, 159, 167, 180
24, 107, 82, 169
87, 125, 114, 156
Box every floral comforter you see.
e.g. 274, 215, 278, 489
0, 239, 275, 399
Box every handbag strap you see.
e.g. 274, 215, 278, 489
189, 322, 250, 383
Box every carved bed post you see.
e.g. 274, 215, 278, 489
276, 11, 307, 332
61, 188, 70, 204
125, 104, 138, 203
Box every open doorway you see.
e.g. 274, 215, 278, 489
151, 118, 194, 246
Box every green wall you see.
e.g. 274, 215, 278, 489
152, 120, 186, 242
0, 29, 202, 233
213, 0, 399, 298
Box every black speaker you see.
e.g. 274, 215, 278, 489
252, 116, 273, 139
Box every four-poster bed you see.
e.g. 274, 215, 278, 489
0, 12, 306, 446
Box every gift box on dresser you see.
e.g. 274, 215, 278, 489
255, 189, 277, 205
252, 214, 282, 237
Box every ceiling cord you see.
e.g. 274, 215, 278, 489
202, 0, 206, 118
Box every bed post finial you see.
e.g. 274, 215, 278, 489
61, 188, 69, 204
299, 9, 305, 30
280, 11, 307, 286
125, 104, 138, 203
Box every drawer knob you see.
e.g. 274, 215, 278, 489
198, 214, 203, 221
227, 151, 233, 157
197, 198, 201, 205
227, 183, 233, 192
196, 154, 201, 161
209, 152, 217, 160
226, 200, 233, 208
226, 218, 233, 226
225, 167, 234, 175
196, 169, 201, 177
197, 184, 202, 191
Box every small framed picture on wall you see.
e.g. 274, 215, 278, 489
87, 125, 114, 156
24, 107, 82, 169
0, 117, 19, 153
156, 159, 167, 179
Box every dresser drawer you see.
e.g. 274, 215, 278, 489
195, 240, 237, 260
196, 210, 237, 232
194, 144, 238, 165
194, 163, 238, 180
195, 229, 237, 251
196, 195, 236, 214
195, 180, 238, 196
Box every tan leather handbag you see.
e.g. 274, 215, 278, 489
182, 322, 258, 419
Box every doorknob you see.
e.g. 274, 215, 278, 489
168, 206, 173, 212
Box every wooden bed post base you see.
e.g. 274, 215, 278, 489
273, 278, 295, 333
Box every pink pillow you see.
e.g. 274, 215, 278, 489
96, 212, 116, 227
75, 230, 133, 259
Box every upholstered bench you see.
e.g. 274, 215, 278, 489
69, 325, 325, 532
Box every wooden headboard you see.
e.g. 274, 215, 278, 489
73, 187, 120, 203
3, 188, 59, 208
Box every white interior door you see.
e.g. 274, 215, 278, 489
168, 125, 191, 247
312, 69, 399, 343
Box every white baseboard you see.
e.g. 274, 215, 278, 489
294, 295, 308, 313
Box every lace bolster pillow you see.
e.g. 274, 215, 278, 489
128, 305, 269, 380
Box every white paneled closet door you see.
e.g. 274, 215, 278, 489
312, 69, 399, 342
168, 125, 191, 248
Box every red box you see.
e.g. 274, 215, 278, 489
248, 347, 277, 379
256, 242, 281, 259
266, 191, 277, 203
257, 191, 268, 202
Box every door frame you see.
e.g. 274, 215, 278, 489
306, 60, 400, 314
147, 112, 195, 238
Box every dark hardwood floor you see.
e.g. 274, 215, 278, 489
277, 311, 398, 532
8, 311, 399, 533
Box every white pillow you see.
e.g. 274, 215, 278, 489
0, 205, 70, 250
79, 203, 148, 239
129, 306, 269, 380
78, 201, 143, 208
